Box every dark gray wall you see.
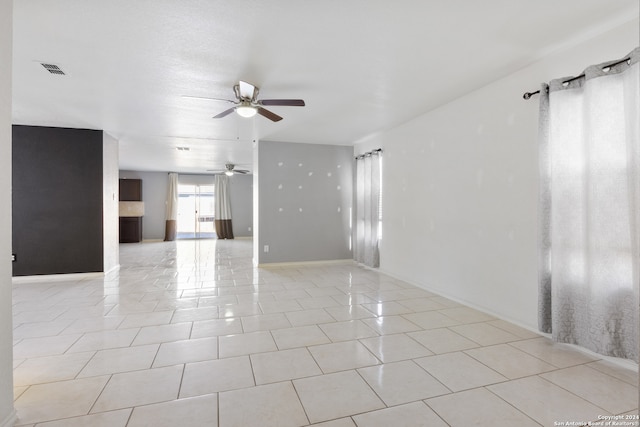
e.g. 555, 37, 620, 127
12, 125, 104, 276
230, 174, 253, 238
119, 170, 169, 240
258, 140, 353, 263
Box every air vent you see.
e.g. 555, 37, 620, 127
176, 146, 190, 151
40, 63, 66, 75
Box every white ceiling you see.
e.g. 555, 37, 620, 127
12, 0, 639, 174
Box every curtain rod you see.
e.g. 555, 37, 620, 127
522, 56, 632, 100
355, 148, 382, 160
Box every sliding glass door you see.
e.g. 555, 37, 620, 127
176, 184, 215, 239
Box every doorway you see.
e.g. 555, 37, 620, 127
176, 184, 216, 239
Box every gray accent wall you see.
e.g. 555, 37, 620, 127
230, 173, 253, 238
118, 171, 253, 240
257, 140, 352, 263
119, 170, 169, 240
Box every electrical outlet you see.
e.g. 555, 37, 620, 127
11, 253, 16, 262
248, 227, 252, 232
263, 245, 269, 253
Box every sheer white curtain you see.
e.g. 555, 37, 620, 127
355, 150, 381, 267
538, 48, 639, 361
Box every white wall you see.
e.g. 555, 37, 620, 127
355, 20, 639, 330
103, 133, 119, 273
0, 0, 16, 424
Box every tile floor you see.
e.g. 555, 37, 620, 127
11, 239, 639, 426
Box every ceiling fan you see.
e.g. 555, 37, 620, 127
186, 81, 305, 122
207, 163, 250, 176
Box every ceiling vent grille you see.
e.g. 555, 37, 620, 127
40, 63, 66, 75
176, 147, 190, 151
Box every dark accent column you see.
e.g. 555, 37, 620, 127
12, 125, 104, 276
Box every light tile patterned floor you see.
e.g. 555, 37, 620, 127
11, 239, 638, 426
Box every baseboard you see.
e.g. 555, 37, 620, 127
0, 409, 17, 427
103, 264, 121, 275
377, 266, 542, 336
566, 343, 639, 371
258, 259, 354, 268
378, 266, 639, 371
138, 238, 254, 242
12, 271, 104, 284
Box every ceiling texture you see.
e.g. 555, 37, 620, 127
12, 0, 639, 174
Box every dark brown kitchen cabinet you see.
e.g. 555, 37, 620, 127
119, 178, 143, 243
119, 179, 142, 201
119, 217, 143, 243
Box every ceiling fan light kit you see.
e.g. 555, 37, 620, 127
235, 101, 257, 118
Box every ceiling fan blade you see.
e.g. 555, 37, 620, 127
182, 95, 236, 103
234, 169, 250, 174
238, 81, 256, 100
257, 107, 283, 122
260, 99, 305, 107
213, 107, 236, 119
